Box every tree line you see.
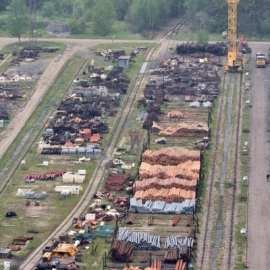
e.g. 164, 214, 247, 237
2, 0, 270, 40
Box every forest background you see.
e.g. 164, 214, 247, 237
0, 0, 267, 40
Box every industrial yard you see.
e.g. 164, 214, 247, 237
0, 12, 267, 270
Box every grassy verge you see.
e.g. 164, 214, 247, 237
234, 56, 251, 269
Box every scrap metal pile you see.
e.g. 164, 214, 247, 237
104, 172, 130, 191
139, 57, 220, 131
111, 239, 134, 262
0, 84, 26, 121
176, 42, 227, 56
23, 170, 66, 181
16, 46, 59, 60
42, 100, 108, 147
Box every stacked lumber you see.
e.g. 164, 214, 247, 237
151, 122, 163, 132
134, 188, 196, 202
167, 110, 184, 119
167, 110, 196, 119
139, 161, 200, 181
142, 147, 200, 165
134, 177, 197, 192
144, 260, 162, 270
152, 121, 209, 137
175, 260, 186, 270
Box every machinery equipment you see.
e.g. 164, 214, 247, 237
225, 0, 243, 73
256, 53, 266, 68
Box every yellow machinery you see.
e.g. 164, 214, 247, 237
225, 0, 243, 72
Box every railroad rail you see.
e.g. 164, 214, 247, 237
0, 58, 86, 195
18, 18, 188, 269
227, 73, 243, 268
199, 71, 243, 269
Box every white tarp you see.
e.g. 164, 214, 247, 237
4, 261, 10, 270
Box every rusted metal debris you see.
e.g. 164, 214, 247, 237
176, 42, 227, 56
148, 215, 153, 226
126, 213, 136, 225
111, 239, 134, 262
105, 173, 130, 191
172, 216, 180, 226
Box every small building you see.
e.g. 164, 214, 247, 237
63, 172, 85, 184
0, 248, 11, 259
70, 86, 108, 97
63, 172, 75, 183
118, 56, 130, 68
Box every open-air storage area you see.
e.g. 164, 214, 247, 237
0, 15, 264, 270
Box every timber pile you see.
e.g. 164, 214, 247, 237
134, 188, 196, 202
167, 110, 196, 119
144, 260, 162, 270
142, 147, 200, 165
175, 260, 186, 270
111, 239, 134, 262
134, 177, 197, 192
167, 110, 184, 119
139, 161, 200, 181
152, 121, 209, 137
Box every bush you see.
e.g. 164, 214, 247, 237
197, 30, 209, 44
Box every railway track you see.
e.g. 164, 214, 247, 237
226, 73, 243, 269
18, 19, 188, 269
0, 58, 87, 195
199, 71, 243, 269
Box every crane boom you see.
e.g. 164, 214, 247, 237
225, 0, 243, 72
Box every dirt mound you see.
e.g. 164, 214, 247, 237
46, 22, 70, 37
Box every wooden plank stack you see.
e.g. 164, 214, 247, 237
142, 146, 200, 165
167, 110, 196, 119
134, 146, 200, 204
139, 161, 200, 181
134, 177, 197, 191
134, 188, 196, 203
152, 121, 209, 137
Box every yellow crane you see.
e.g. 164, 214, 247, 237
225, 0, 243, 72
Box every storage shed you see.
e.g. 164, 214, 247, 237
62, 172, 85, 183
62, 172, 75, 183
118, 56, 130, 68
0, 249, 11, 259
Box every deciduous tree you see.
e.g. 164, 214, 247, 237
92, 0, 115, 35
6, 0, 28, 42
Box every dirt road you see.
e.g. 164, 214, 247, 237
0, 38, 155, 160
247, 43, 270, 269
